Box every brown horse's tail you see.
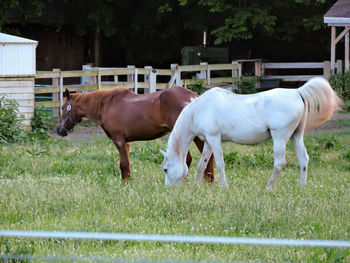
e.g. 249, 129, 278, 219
297, 77, 344, 131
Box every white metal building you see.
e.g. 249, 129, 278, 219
0, 32, 38, 130
0, 32, 37, 76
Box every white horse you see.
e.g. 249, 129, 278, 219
161, 77, 343, 188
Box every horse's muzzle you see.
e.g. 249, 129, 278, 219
56, 126, 68, 137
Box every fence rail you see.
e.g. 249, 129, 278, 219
2, 230, 349, 262
33, 60, 342, 116
1, 230, 350, 247
259, 60, 343, 82
34, 63, 241, 116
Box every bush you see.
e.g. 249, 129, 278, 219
187, 76, 206, 95
0, 96, 24, 143
27, 107, 54, 141
237, 75, 257, 94
329, 72, 350, 110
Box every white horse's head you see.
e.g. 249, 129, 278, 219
161, 149, 188, 186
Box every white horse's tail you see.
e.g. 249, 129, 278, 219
297, 77, 344, 131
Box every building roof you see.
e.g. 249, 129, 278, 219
324, 0, 350, 25
0, 32, 38, 46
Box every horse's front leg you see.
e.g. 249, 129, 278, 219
194, 137, 215, 183
196, 141, 212, 185
112, 139, 131, 180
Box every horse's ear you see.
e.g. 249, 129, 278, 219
65, 88, 71, 99
160, 149, 167, 158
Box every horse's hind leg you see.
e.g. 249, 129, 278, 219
113, 139, 131, 180
206, 135, 227, 187
196, 142, 212, 185
266, 131, 289, 189
291, 130, 309, 186
194, 137, 215, 183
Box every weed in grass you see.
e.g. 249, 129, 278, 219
307, 248, 350, 262
130, 141, 163, 164
343, 148, 350, 161
224, 147, 273, 169
335, 118, 350, 127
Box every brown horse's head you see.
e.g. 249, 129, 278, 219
56, 89, 82, 137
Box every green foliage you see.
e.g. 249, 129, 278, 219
329, 71, 350, 110
0, 0, 46, 29
0, 238, 34, 263
0, 99, 54, 144
307, 248, 350, 263
130, 141, 164, 164
224, 148, 273, 169
343, 148, 350, 161
27, 108, 54, 141
211, 8, 276, 44
0, 96, 24, 143
237, 75, 257, 94
1, 0, 333, 65
187, 76, 206, 95
315, 133, 340, 150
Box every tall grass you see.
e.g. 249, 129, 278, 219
0, 131, 349, 262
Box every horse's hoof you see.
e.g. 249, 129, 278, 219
265, 183, 273, 190
220, 181, 228, 188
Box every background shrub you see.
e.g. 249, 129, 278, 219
187, 76, 206, 95
0, 96, 24, 143
237, 75, 257, 94
329, 72, 350, 111
27, 108, 54, 141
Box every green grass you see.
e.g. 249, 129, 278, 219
0, 131, 349, 262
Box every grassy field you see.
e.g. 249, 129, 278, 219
0, 128, 349, 262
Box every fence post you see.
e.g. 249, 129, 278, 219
127, 65, 135, 91
149, 69, 157, 93
198, 62, 207, 80
59, 71, 63, 117
231, 61, 239, 91
346, 32, 349, 72
323, 61, 331, 79
134, 68, 138, 93
206, 63, 211, 85
254, 60, 262, 89
144, 66, 152, 93
331, 26, 336, 72
97, 68, 101, 90
336, 59, 343, 74
52, 68, 60, 117
171, 64, 182, 87
254, 60, 262, 78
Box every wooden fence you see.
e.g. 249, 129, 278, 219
34, 62, 241, 116
33, 60, 342, 116
251, 60, 342, 81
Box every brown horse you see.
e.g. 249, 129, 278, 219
56, 86, 214, 182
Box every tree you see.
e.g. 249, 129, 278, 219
177, 0, 333, 44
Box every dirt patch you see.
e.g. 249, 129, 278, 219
314, 113, 350, 132
50, 125, 105, 139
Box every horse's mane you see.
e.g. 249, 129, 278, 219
72, 88, 133, 115
167, 92, 206, 159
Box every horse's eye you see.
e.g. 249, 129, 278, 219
163, 168, 167, 173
